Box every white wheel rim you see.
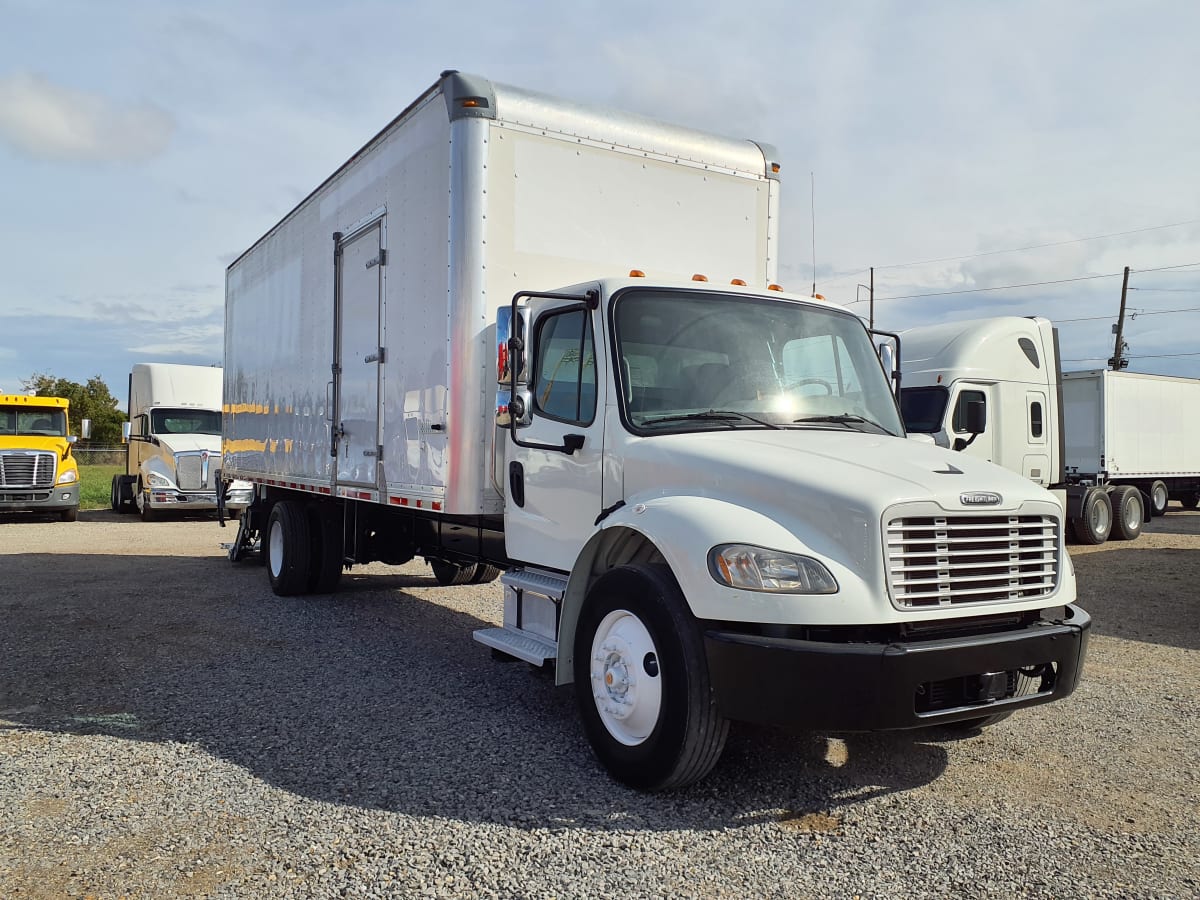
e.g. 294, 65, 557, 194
1124, 495, 1141, 530
268, 519, 284, 578
1154, 484, 1167, 510
1091, 499, 1110, 536
589, 609, 662, 747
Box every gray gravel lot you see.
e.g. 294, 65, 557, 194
2, 509, 1198, 898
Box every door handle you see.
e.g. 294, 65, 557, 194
508, 461, 525, 508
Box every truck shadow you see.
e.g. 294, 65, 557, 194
1070, 547, 1200, 652
1, 553, 950, 831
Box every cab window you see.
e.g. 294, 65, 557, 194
533, 309, 596, 425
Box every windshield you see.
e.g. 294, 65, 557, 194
0, 406, 67, 437
150, 408, 222, 435
613, 289, 904, 435
899, 386, 949, 433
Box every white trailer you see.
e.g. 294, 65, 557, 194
897, 316, 1197, 545
1063, 369, 1200, 513
111, 363, 253, 519
223, 72, 1089, 790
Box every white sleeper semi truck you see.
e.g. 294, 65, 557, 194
111, 363, 253, 520
898, 315, 1200, 544
222, 71, 1089, 790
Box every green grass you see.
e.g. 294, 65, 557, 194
79, 464, 123, 510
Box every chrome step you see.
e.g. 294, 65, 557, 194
501, 567, 568, 601
473, 627, 557, 665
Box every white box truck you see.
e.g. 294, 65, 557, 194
111, 363, 253, 520
898, 316, 1200, 544
222, 71, 1089, 790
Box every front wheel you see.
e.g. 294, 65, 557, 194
573, 564, 728, 791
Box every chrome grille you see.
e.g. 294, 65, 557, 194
176, 454, 205, 490
886, 514, 1060, 608
0, 452, 56, 488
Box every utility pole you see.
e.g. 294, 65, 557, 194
1110, 266, 1130, 370
869, 267, 874, 329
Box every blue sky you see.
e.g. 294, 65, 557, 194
2, 0, 1199, 402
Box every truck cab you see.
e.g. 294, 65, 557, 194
111, 364, 253, 520
899, 315, 1147, 544
0, 394, 83, 521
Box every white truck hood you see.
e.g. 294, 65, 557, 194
621, 428, 1050, 518
154, 433, 223, 455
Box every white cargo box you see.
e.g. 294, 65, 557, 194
224, 71, 780, 515
1062, 369, 1200, 478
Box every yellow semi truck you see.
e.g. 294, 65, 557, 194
0, 394, 85, 521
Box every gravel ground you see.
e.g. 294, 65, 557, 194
2, 508, 1198, 898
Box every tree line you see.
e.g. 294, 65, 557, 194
21, 373, 125, 445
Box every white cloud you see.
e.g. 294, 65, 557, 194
0, 72, 174, 162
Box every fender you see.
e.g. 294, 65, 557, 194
555, 492, 880, 685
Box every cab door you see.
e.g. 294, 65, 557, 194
333, 216, 385, 488
503, 300, 606, 571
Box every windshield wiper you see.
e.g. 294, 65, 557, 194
641, 409, 781, 430
793, 413, 891, 434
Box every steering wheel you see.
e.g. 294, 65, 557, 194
785, 377, 834, 395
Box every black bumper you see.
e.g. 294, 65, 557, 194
704, 605, 1091, 731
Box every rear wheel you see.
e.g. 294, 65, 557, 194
1109, 485, 1143, 541
573, 564, 728, 791
470, 564, 502, 584
265, 501, 311, 596
60, 507, 78, 522
1073, 488, 1112, 545
110, 476, 122, 512
307, 505, 344, 593
1181, 492, 1200, 511
1149, 480, 1169, 517
430, 559, 479, 586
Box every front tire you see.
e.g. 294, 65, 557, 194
265, 501, 311, 596
1109, 485, 1143, 541
573, 564, 728, 791
60, 507, 78, 522
138, 479, 156, 522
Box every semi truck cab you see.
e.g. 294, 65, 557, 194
0, 395, 83, 521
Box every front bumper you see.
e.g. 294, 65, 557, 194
0, 486, 79, 514
705, 605, 1090, 730
145, 489, 249, 512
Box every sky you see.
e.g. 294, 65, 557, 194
2, 0, 1199, 407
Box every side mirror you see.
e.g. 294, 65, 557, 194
122, 421, 132, 443
496, 389, 533, 429
80, 418, 92, 439
878, 343, 895, 375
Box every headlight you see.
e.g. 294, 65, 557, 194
57, 469, 78, 484
709, 544, 838, 594
147, 472, 173, 488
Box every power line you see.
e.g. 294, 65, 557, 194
1064, 352, 1200, 361
1129, 287, 1200, 293
873, 272, 1120, 302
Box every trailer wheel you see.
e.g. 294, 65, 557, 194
573, 564, 729, 791
1149, 480, 1169, 517
430, 560, 478, 586
1073, 488, 1112, 545
307, 505, 344, 594
265, 500, 311, 596
1181, 492, 1200, 511
1109, 486, 1143, 541
470, 564, 502, 584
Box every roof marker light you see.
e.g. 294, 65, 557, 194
730, 278, 747, 286
767, 284, 784, 291
629, 269, 645, 277
692, 274, 708, 282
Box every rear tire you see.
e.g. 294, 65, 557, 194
1149, 480, 1169, 517
110, 476, 122, 512
470, 564, 502, 584
307, 505, 344, 593
265, 501, 311, 596
1073, 488, 1112, 545
1109, 485, 1143, 541
573, 564, 728, 791
60, 507, 78, 522
430, 559, 478, 586
1181, 492, 1200, 511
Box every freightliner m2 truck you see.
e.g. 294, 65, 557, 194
222, 72, 1090, 789
0, 394, 84, 521
899, 315, 1200, 544
111, 363, 253, 520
